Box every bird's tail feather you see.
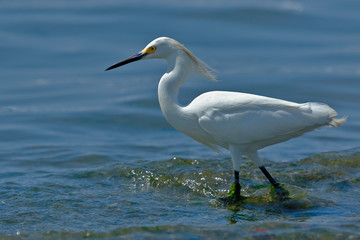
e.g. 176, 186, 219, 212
308, 102, 346, 127
328, 117, 347, 127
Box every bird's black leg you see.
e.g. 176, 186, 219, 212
234, 170, 241, 196
225, 170, 244, 202
259, 166, 277, 186
259, 166, 289, 201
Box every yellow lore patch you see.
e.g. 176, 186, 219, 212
141, 46, 157, 54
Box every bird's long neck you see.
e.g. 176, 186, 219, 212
158, 52, 191, 124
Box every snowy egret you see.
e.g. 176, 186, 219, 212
106, 37, 346, 201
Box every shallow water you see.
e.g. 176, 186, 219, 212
0, 0, 360, 239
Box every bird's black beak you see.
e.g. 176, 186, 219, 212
105, 52, 148, 71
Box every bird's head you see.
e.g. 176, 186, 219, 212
105, 37, 216, 81
105, 37, 176, 71
141, 37, 179, 59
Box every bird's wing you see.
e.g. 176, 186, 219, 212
195, 92, 335, 148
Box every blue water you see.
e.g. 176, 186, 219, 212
0, 0, 359, 238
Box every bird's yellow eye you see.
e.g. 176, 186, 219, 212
141, 46, 157, 54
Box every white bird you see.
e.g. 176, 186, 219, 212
106, 37, 346, 201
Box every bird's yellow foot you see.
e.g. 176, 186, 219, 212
220, 182, 246, 204
270, 183, 290, 201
